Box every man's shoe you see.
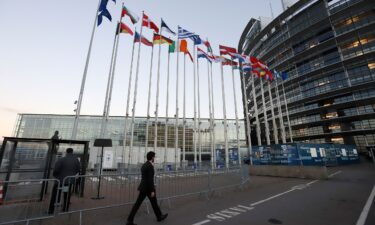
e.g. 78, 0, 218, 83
126, 222, 137, 225
157, 213, 168, 222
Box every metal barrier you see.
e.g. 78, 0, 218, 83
0, 166, 249, 225
0, 178, 59, 224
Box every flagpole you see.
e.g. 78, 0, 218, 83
183, 54, 186, 167
206, 58, 214, 169
122, 27, 137, 164
197, 48, 202, 165
99, 22, 121, 139
267, 80, 279, 144
281, 80, 293, 142
241, 71, 253, 165
275, 77, 287, 143
104, 22, 122, 160
210, 63, 217, 167
220, 64, 229, 169
231, 64, 241, 166
175, 29, 180, 171
259, 77, 271, 145
164, 50, 171, 167
154, 27, 163, 154
193, 46, 197, 167
72, 0, 101, 140
129, 12, 145, 169
144, 43, 155, 158
251, 74, 262, 145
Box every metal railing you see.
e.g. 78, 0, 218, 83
0, 178, 59, 224
0, 166, 249, 225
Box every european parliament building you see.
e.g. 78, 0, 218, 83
12, 114, 246, 167
239, 0, 375, 152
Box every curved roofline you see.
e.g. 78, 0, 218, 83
238, 0, 313, 54
237, 18, 258, 53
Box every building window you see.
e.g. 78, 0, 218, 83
325, 112, 338, 119
331, 137, 344, 143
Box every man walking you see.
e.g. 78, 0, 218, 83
48, 148, 80, 214
126, 151, 168, 225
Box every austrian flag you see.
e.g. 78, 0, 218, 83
142, 13, 159, 33
219, 45, 237, 56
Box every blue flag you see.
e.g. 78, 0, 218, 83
281, 72, 288, 81
192, 35, 203, 45
97, 0, 115, 26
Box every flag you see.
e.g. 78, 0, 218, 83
121, 5, 139, 24
219, 45, 237, 55
117, 22, 133, 35
153, 34, 173, 45
178, 26, 195, 39
169, 41, 176, 53
179, 39, 188, 53
134, 32, 153, 46
242, 63, 252, 72
281, 72, 288, 81
211, 55, 226, 63
97, 0, 113, 26
186, 51, 193, 62
242, 55, 251, 64
250, 56, 269, 70
180, 39, 193, 62
142, 13, 159, 33
265, 70, 274, 82
230, 53, 246, 62
252, 69, 262, 78
273, 70, 281, 79
222, 58, 238, 66
161, 19, 176, 35
191, 35, 203, 45
197, 47, 212, 63
203, 40, 213, 53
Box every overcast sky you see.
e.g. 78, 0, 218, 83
0, 0, 283, 140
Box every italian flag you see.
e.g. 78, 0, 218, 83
122, 6, 139, 24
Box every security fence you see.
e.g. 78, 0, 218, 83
0, 166, 249, 225
0, 178, 59, 224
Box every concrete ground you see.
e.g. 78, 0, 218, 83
5, 162, 375, 225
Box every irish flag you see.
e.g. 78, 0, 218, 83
122, 5, 139, 24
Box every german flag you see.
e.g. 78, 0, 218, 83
153, 34, 173, 45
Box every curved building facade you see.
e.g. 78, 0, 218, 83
239, 0, 375, 152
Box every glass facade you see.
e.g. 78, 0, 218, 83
13, 114, 247, 165
239, 0, 375, 152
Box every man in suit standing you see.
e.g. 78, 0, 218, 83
126, 151, 168, 225
48, 148, 80, 214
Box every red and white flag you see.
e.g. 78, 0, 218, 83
219, 45, 237, 56
142, 13, 159, 33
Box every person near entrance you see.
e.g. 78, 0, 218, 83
48, 148, 80, 214
126, 151, 168, 225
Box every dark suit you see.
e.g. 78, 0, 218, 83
48, 154, 80, 214
127, 161, 162, 222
